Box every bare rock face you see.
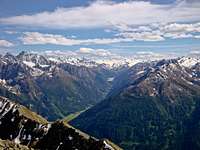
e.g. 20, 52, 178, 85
0, 96, 121, 150
0, 139, 33, 150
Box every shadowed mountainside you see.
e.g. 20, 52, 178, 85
0, 96, 122, 150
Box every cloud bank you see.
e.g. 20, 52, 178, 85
0, 0, 200, 28
20, 32, 131, 46
0, 40, 14, 47
116, 22, 200, 40
20, 21, 200, 46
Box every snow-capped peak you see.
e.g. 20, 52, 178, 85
178, 57, 199, 68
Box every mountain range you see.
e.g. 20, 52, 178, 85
1, 51, 200, 150
0, 51, 128, 120
71, 57, 200, 150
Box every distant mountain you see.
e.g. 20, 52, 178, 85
71, 57, 200, 150
0, 51, 125, 120
42, 50, 139, 69
0, 96, 122, 150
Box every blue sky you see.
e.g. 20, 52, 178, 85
0, 0, 200, 57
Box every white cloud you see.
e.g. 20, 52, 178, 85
135, 51, 177, 60
118, 31, 165, 41
95, 49, 112, 57
1, 1, 200, 43
0, 1, 200, 28
43, 50, 77, 56
20, 32, 131, 46
162, 23, 200, 33
79, 47, 94, 53
18, 21, 200, 46
0, 40, 14, 47
78, 47, 112, 57
4, 30, 18, 34
160, 22, 200, 39
195, 35, 200, 39
115, 22, 200, 41
164, 33, 193, 39
19, 21, 200, 46
20, 32, 80, 45
189, 50, 200, 54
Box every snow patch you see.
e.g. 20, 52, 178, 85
103, 141, 114, 150
178, 57, 199, 68
136, 70, 145, 75
107, 77, 114, 82
23, 61, 36, 68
